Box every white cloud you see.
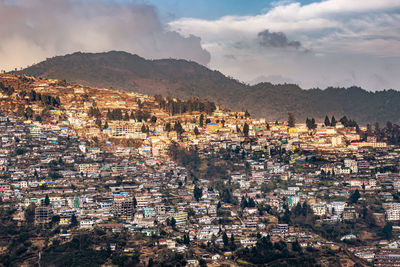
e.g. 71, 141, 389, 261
0, 0, 210, 72
169, 0, 400, 90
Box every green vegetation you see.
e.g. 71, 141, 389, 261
18, 89, 61, 107
235, 236, 317, 266
0, 81, 15, 95
154, 95, 216, 115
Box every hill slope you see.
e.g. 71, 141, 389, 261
13, 51, 400, 124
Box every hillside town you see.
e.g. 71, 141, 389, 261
2, 74, 400, 266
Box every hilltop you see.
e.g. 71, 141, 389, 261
13, 51, 400, 124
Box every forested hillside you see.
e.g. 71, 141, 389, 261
14, 51, 400, 124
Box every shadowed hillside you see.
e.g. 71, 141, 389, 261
13, 51, 400, 124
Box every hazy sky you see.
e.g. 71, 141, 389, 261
1, 0, 399, 91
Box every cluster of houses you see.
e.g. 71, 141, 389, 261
2, 74, 400, 265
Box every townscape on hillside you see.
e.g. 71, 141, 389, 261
2, 74, 400, 266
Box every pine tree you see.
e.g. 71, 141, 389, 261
222, 232, 229, 247
199, 114, 204, 127
306, 118, 312, 130
170, 217, 176, 228
70, 213, 78, 227
123, 112, 129, 121
183, 233, 190, 245
382, 222, 393, 240
194, 185, 203, 202
133, 196, 137, 209
350, 189, 360, 204
194, 126, 200, 136
230, 234, 236, 250
243, 123, 249, 137
44, 194, 50, 206
331, 116, 337, 126
324, 115, 330, 126
311, 118, 316, 129
165, 122, 171, 132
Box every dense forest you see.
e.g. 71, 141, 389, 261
12, 51, 400, 124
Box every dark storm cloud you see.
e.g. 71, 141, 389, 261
257, 29, 302, 49
0, 0, 211, 71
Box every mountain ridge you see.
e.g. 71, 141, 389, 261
12, 51, 400, 124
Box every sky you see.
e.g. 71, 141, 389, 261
0, 0, 399, 90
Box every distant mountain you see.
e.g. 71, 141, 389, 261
13, 51, 400, 124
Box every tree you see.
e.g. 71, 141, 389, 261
183, 233, 190, 245
71, 213, 78, 227
199, 114, 204, 127
170, 217, 176, 229
24, 203, 36, 224
288, 113, 295, 127
324, 115, 331, 126
123, 112, 130, 121
331, 116, 337, 126
194, 185, 203, 202
349, 189, 360, 204
194, 126, 200, 136
241, 197, 248, 210
381, 222, 393, 240
141, 124, 147, 133
165, 122, 171, 132
132, 249, 140, 265
292, 239, 302, 252
311, 118, 316, 129
95, 118, 102, 128
133, 196, 137, 209
24, 107, 34, 119
281, 208, 291, 224
222, 232, 229, 247
44, 194, 50, 206
199, 259, 207, 267
306, 118, 316, 130
306, 118, 311, 130
230, 234, 236, 250
245, 110, 250, 117
243, 123, 249, 137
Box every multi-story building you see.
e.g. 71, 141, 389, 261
35, 206, 53, 224
113, 195, 135, 221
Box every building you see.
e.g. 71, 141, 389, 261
113, 195, 135, 221
343, 207, 358, 221
35, 206, 53, 224
312, 203, 327, 216
78, 163, 100, 176
387, 208, 400, 221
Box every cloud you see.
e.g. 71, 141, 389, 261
169, 0, 400, 90
257, 29, 302, 49
0, 0, 210, 71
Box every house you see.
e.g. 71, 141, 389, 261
80, 219, 95, 228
